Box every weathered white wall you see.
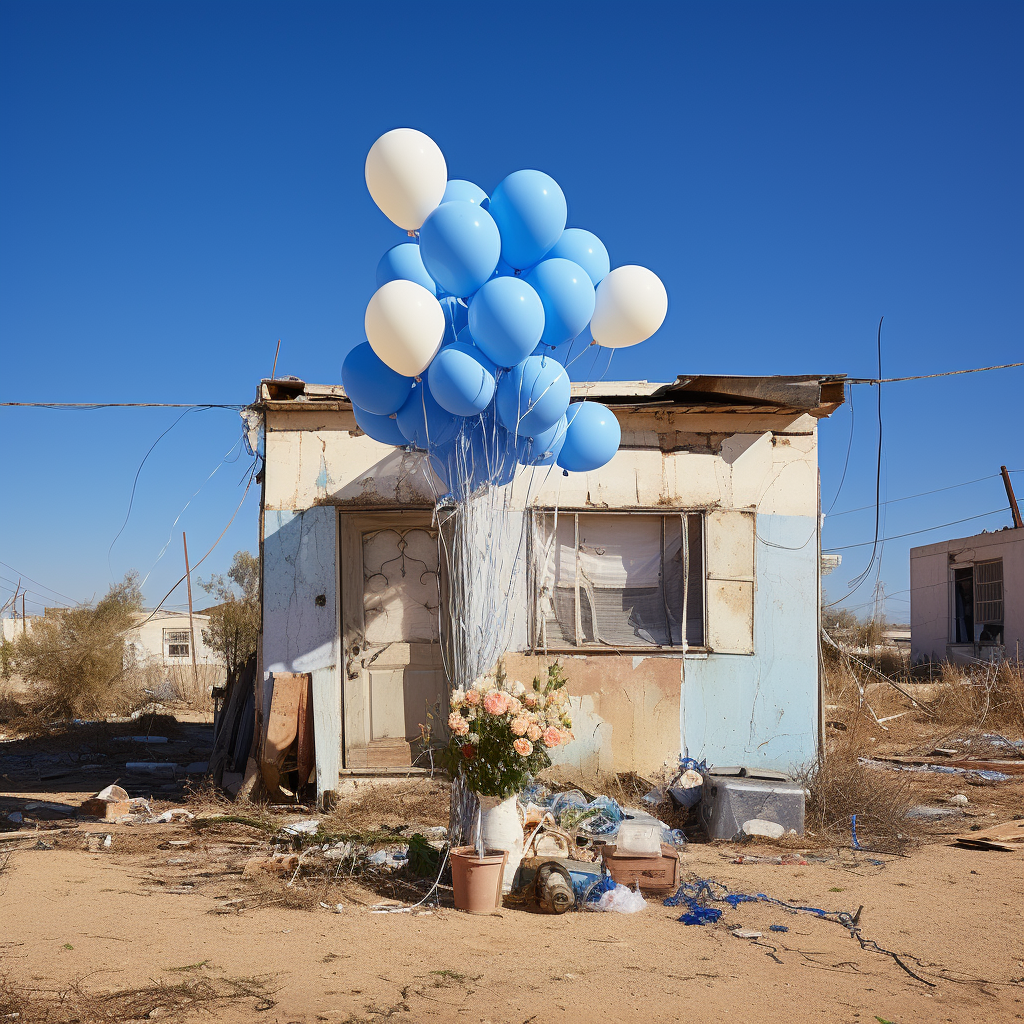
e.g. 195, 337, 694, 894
911, 528, 1024, 663
263, 406, 820, 518
260, 400, 824, 780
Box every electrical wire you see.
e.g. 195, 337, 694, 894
0, 402, 243, 409
823, 506, 1010, 552
107, 407, 200, 572
823, 383, 854, 518
846, 361, 1023, 384
0, 561, 80, 606
828, 472, 1009, 518
844, 317, 886, 600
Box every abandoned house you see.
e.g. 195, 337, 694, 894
249, 373, 846, 804
910, 525, 1023, 665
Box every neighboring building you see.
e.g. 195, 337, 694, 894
251, 374, 845, 803
126, 609, 223, 676
910, 527, 1022, 665
3, 606, 224, 679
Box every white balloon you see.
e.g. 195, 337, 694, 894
365, 279, 445, 377
365, 128, 447, 231
590, 265, 668, 348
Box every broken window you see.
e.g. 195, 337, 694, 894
531, 512, 705, 649
951, 559, 1003, 644
163, 628, 191, 660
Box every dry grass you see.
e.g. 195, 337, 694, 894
324, 779, 450, 833
804, 745, 918, 852
927, 660, 1024, 732
0, 971, 276, 1022
162, 662, 221, 714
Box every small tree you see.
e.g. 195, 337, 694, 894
199, 550, 260, 690
13, 571, 144, 717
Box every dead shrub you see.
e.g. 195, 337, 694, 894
0, 972, 276, 1022
163, 661, 221, 713
928, 661, 1024, 732
324, 779, 450, 833
11, 572, 146, 719
804, 746, 917, 853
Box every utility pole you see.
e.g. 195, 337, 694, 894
1001, 466, 1023, 529
183, 532, 199, 686
21, 593, 26, 635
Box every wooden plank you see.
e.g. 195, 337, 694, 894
952, 820, 1024, 851
873, 755, 1024, 775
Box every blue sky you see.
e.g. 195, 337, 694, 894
1, 1, 1021, 620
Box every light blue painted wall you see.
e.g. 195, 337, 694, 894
682, 512, 819, 773
262, 507, 339, 692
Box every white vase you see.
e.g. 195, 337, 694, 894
475, 792, 523, 893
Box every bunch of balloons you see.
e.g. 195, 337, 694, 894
343, 128, 668, 498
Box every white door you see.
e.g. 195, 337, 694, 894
341, 512, 447, 768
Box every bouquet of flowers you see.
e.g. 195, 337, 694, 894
443, 661, 574, 798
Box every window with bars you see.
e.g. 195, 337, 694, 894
163, 629, 191, 660
531, 512, 706, 649
951, 558, 1003, 644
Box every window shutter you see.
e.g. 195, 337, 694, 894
705, 509, 755, 655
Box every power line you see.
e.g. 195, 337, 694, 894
845, 317, 886, 598
0, 402, 243, 409
824, 507, 1010, 552
827, 472, 1022, 518
846, 361, 1023, 384
0, 560, 80, 605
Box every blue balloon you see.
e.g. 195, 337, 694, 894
489, 169, 567, 270
396, 383, 462, 449
352, 403, 407, 447
557, 402, 621, 472
441, 179, 489, 207
547, 228, 610, 285
468, 276, 546, 368
427, 341, 497, 417
495, 354, 570, 437
342, 342, 414, 416
525, 258, 596, 348
516, 414, 567, 466
419, 200, 501, 298
376, 242, 436, 295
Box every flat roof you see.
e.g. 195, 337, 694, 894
256, 373, 847, 417
910, 525, 1023, 557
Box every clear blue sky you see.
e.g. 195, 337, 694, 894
1, 1, 1021, 620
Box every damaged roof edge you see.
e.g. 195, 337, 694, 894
256, 373, 847, 416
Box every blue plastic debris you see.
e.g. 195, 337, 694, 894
769, 924, 789, 933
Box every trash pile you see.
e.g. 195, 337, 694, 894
505, 783, 687, 916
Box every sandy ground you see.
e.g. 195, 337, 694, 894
2, 702, 1023, 1023
1, 824, 1022, 1023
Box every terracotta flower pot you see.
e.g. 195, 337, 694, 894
450, 846, 508, 914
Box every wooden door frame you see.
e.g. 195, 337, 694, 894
338, 508, 447, 769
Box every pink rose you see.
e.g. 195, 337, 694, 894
507, 696, 523, 714
542, 726, 562, 748
483, 691, 510, 716
513, 738, 533, 757
510, 715, 529, 736
526, 723, 542, 742
523, 693, 539, 708
560, 729, 573, 745
448, 713, 469, 737
464, 689, 481, 706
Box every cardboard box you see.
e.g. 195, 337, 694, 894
79, 798, 130, 820
601, 843, 680, 895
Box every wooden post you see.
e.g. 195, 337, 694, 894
183, 532, 199, 686
21, 593, 26, 634
1001, 466, 1023, 529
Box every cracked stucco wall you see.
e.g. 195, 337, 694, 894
680, 511, 819, 771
